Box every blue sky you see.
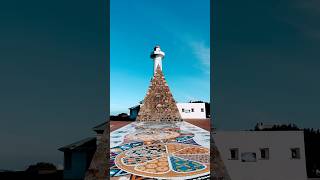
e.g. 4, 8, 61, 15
110, 0, 210, 114
2, 0, 320, 171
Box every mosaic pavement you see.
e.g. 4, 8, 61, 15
109, 121, 211, 180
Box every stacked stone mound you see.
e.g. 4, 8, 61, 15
137, 65, 182, 122
84, 122, 109, 180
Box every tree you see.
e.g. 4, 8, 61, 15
26, 162, 57, 174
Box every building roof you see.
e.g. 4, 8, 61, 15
191, 101, 208, 103
92, 122, 107, 133
58, 137, 96, 152
129, 105, 140, 110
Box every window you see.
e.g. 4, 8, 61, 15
241, 152, 256, 162
191, 108, 194, 112
230, 148, 239, 160
260, 148, 269, 160
182, 108, 185, 112
291, 148, 301, 159
201, 108, 204, 112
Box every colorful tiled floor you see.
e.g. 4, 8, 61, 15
110, 121, 210, 180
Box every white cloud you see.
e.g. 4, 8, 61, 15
189, 41, 210, 74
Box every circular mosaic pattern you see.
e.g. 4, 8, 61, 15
115, 143, 210, 179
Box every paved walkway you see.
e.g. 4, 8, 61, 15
109, 121, 211, 179
110, 118, 211, 132
86, 119, 231, 180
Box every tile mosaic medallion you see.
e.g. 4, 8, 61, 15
110, 121, 210, 180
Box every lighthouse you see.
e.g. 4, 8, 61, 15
136, 45, 182, 122
150, 45, 165, 75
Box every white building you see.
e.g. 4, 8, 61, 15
213, 131, 308, 180
176, 102, 207, 119
128, 102, 209, 120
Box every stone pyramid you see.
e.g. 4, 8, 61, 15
136, 65, 182, 122
84, 122, 109, 180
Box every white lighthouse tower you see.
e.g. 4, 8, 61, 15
150, 45, 165, 75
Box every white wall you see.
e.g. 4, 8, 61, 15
213, 131, 307, 180
176, 103, 206, 119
